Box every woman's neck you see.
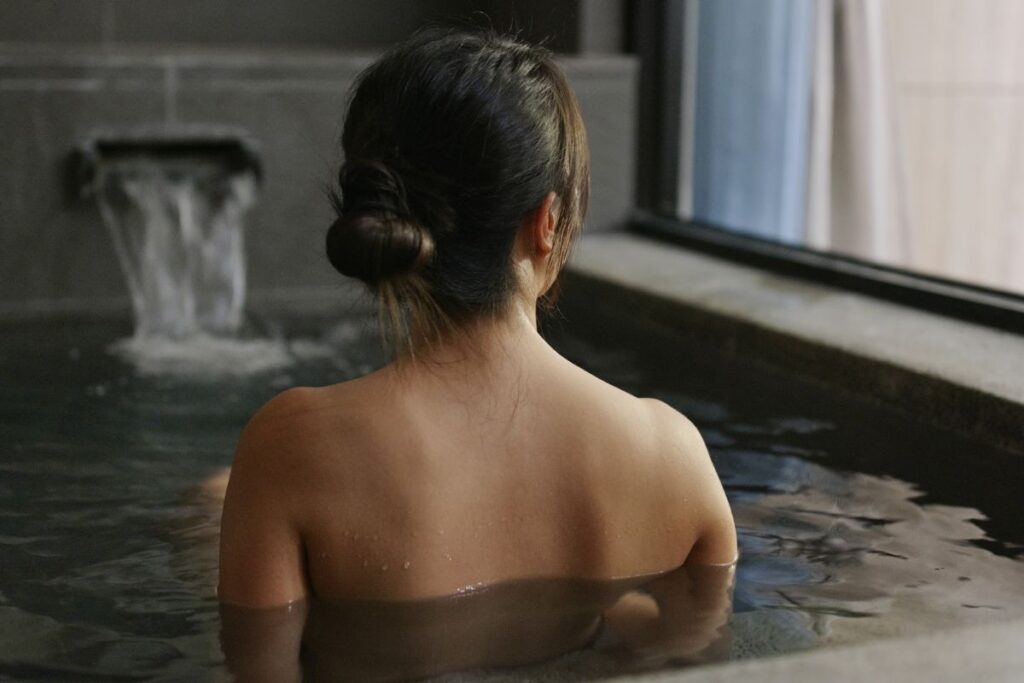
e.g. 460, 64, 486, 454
389, 298, 552, 385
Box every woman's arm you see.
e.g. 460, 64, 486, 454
220, 600, 308, 683
218, 392, 311, 608
645, 398, 738, 566
682, 430, 738, 566
601, 562, 734, 664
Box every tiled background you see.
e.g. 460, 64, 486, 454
0, 1, 636, 314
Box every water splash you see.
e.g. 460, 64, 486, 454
83, 137, 374, 377
87, 152, 319, 377
95, 158, 256, 340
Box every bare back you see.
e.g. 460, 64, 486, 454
218, 328, 737, 606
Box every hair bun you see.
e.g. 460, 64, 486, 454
327, 158, 435, 286
326, 211, 434, 286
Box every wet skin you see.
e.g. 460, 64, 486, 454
219, 564, 735, 682
215, 195, 737, 674
218, 308, 736, 602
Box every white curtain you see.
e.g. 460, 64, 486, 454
804, 0, 909, 263
688, 0, 815, 244
685, 0, 1024, 296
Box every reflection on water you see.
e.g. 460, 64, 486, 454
0, 315, 1022, 680
221, 565, 733, 682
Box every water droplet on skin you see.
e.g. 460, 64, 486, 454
381, 564, 389, 571
403, 561, 411, 570
362, 559, 368, 567
444, 552, 452, 561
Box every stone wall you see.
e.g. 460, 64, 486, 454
0, 46, 636, 314
0, 0, 589, 52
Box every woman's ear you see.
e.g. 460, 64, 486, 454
531, 191, 559, 256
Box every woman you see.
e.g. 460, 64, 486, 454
218, 29, 736, 677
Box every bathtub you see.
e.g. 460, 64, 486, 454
1, 235, 1022, 681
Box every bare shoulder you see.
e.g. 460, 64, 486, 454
639, 398, 716, 502
641, 398, 738, 565
235, 387, 330, 458
246, 386, 323, 428
219, 386, 336, 607
227, 387, 330, 498
229, 378, 375, 491
553, 354, 652, 416
239, 370, 386, 451
641, 398, 706, 458
220, 373, 394, 606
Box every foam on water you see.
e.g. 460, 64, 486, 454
110, 334, 296, 378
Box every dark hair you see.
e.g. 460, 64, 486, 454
326, 29, 589, 355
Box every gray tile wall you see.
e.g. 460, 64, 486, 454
0, 1, 451, 49
0, 48, 636, 314
0, 1, 597, 52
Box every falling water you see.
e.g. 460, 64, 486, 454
94, 158, 256, 339
83, 134, 338, 376
89, 149, 300, 375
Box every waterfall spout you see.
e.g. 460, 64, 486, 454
74, 128, 260, 340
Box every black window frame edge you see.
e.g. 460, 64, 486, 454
631, 211, 1024, 335
631, 0, 1024, 337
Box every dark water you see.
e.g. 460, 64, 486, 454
1, 310, 1022, 681
220, 565, 735, 682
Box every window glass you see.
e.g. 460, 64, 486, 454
680, 0, 1024, 297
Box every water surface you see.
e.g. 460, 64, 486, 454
1, 311, 1022, 680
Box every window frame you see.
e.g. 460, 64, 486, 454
631, 0, 1024, 335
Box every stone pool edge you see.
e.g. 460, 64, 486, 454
612, 617, 1024, 683
565, 232, 1024, 456
566, 232, 1024, 681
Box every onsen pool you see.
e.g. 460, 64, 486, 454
1, 290, 1023, 681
